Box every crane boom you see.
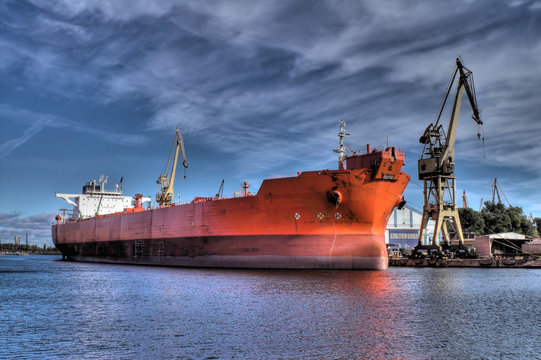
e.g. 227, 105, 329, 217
419, 58, 482, 178
415, 58, 484, 252
215, 178, 225, 199
491, 177, 511, 207
439, 59, 482, 169
156, 128, 188, 206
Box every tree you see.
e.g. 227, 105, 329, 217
533, 217, 541, 236
507, 206, 535, 236
458, 207, 485, 237
480, 201, 535, 236
481, 201, 511, 234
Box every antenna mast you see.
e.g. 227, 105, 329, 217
333, 120, 350, 170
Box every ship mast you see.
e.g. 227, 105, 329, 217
333, 120, 350, 170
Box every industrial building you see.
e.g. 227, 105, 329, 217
386, 205, 427, 250
475, 233, 530, 257
523, 239, 541, 255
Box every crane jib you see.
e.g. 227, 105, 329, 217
156, 128, 189, 206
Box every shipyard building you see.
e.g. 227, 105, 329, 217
385, 205, 435, 249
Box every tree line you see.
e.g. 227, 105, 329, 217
459, 201, 539, 238
0, 243, 59, 253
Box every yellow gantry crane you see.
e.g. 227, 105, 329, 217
156, 128, 188, 206
416, 58, 483, 251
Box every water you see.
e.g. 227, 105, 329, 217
1, 255, 540, 359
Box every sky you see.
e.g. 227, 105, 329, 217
1, 0, 540, 246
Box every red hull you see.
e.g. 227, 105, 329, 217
53, 148, 410, 269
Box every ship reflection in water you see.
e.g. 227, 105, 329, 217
2, 256, 541, 359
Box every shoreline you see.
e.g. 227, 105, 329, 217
0, 250, 61, 256
389, 257, 541, 268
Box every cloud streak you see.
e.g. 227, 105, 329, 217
1, 0, 540, 215
0, 104, 148, 158
0, 123, 44, 158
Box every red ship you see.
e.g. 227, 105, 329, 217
52, 122, 410, 269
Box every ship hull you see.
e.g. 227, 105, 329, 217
53, 158, 410, 270
54, 234, 388, 269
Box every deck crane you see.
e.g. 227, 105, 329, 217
215, 178, 225, 199
415, 58, 483, 251
156, 128, 188, 206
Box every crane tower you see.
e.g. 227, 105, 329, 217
416, 58, 483, 251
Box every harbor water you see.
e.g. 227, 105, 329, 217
1, 255, 541, 359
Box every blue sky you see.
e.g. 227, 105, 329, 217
1, 0, 540, 246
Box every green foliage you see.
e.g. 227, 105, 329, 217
458, 207, 485, 237
481, 201, 512, 234
533, 218, 541, 236
507, 206, 535, 236
467, 201, 536, 236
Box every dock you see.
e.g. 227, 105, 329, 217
389, 257, 541, 268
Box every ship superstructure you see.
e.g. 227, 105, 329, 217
56, 175, 151, 220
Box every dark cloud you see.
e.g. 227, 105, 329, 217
1, 0, 540, 218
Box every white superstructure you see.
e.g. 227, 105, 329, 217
56, 175, 150, 220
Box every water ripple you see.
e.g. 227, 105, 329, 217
1, 256, 541, 359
